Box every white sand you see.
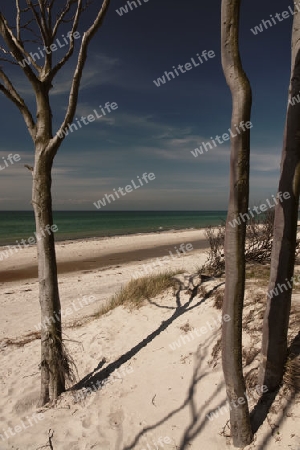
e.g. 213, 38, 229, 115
0, 230, 299, 450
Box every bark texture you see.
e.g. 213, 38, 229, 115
221, 0, 253, 446
259, 7, 300, 391
33, 153, 64, 405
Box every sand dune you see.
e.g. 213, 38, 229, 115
0, 230, 299, 449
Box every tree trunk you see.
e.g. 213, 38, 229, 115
32, 151, 65, 406
259, 9, 300, 391
0, 0, 111, 408
221, 0, 253, 446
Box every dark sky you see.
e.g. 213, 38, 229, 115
0, 0, 295, 210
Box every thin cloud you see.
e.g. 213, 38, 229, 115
51, 54, 120, 96
251, 151, 281, 172
9, 53, 120, 98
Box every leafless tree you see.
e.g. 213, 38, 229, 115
0, 0, 110, 406
259, 5, 300, 392
221, 0, 253, 446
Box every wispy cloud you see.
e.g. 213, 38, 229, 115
52, 54, 121, 96
9, 53, 120, 98
74, 103, 116, 125
251, 151, 281, 172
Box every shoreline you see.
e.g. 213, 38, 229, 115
0, 229, 209, 283
0, 228, 208, 340
0, 225, 208, 248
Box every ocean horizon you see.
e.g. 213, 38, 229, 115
0, 210, 227, 246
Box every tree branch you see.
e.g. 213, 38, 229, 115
51, 0, 110, 152
26, 0, 48, 44
0, 12, 40, 88
48, 0, 82, 81
0, 68, 36, 139
0, 56, 19, 65
45, 0, 55, 30
52, 0, 78, 37
0, 0, 110, 151
16, 0, 21, 41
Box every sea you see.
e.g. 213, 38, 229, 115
0, 211, 227, 246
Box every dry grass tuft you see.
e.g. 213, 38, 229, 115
244, 367, 259, 391
284, 355, 300, 393
284, 328, 300, 394
0, 331, 40, 348
198, 285, 207, 298
243, 292, 265, 334
71, 271, 179, 328
108, 270, 177, 310
246, 263, 270, 284
214, 289, 224, 310
209, 337, 222, 367
242, 347, 260, 366
180, 322, 192, 333
55, 337, 79, 389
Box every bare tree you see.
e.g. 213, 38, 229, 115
259, 5, 300, 391
0, 0, 110, 406
221, 0, 253, 446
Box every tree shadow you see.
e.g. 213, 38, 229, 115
69, 274, 297, 449
288, 331, 300, 362
249, 331, 300, 447
250, 390, 279, 433
172, 329, 299, 450
68, 280, 233, 450
121, 336, 226, 450
70, 281, 224, 394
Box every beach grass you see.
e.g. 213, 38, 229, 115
245, 263, 270, 284
99, 270, 181, 312
71, 270, 183, 327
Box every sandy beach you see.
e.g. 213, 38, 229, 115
0, 229, 209, 283
0, 229, 299, 450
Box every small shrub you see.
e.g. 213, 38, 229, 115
200, 210, 300, 277
201, 224, 225, 276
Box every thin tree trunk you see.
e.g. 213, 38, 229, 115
259, 9, 300, 391
221, 0, 253, 446
32, 153, 64, 406
0, 0, 111, 407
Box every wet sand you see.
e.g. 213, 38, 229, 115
1, 236, 209, 283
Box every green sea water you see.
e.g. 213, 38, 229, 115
0, 211, 227, 246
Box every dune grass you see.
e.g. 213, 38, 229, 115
99, 270, 180, 313
245, 263, 270, 284
71, 270, 182, 328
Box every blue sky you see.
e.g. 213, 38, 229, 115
0, 0, 295, 210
